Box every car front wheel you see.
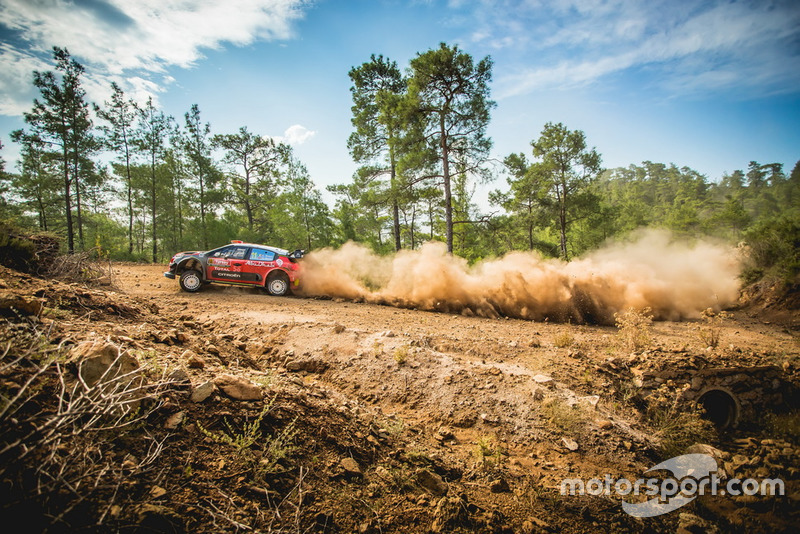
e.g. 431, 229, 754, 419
266, 272, 290, 296
179, 269, 203, 292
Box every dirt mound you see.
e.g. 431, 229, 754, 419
738, 275, 800, 328
0, 221, 60, 274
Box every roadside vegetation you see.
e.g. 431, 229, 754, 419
0, 46, 796, 301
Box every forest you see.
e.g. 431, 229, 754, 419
1, 45, 798, 285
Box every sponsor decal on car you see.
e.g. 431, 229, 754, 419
212, 270, 242, 279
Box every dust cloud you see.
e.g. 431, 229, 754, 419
297, 230, 741, 324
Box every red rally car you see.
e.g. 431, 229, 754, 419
164, 240, 304, 295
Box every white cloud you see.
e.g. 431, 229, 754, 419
278, 124, 316, 145
467, 0, 800, 99
0, 44, 50, 115
0, 0, 307, 115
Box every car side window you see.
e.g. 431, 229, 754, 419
212, 246, 233, 258
230, 247, 248, 260
250, 248, 276, 261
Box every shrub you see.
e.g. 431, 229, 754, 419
614, 307, 653, 352
553, 330, 575, 348
540, 397, 587, 433
692, 308, 731, 349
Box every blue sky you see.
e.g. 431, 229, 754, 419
1, 0, 799, 208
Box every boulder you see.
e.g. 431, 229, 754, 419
0, 291, 43, 316
68, 340, 140, 388
431, 496, 467, 533
416, 468, 449, 496
190, 380, 216, 403
214, 374, 262, 401
285, 357, 328, 373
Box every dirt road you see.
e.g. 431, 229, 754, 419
102, 263, 800, 532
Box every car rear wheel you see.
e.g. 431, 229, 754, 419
266, 272, 290, 296
179, 269, 203, 292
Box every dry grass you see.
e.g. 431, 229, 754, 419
692, 308, 732, 348
553, 330, 575, 348
614, 307, 653, 353
540, 397, 588, 433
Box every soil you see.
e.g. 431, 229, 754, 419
1, 262, 799, 533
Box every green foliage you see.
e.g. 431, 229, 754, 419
742, 213, 800, 283
406, 42, 495, 253
473, 434, 504, 468
197, 398, 299, 478
2, 41, 797, 272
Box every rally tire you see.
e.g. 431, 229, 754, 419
179, 269, 203, 292
266, 272, 290, 296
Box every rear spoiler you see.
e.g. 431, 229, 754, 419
288, 249, 305, 261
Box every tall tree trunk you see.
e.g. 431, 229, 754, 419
244, 162, 254, 231
558, 184, 568, 260
63, 147, 74, 253
74, 154, 84, 250
527, 202, 534, 250
389, 148, 401, 251
125, 140, 133, 255
200, 173, 207, 250
440, 113, 453, 254
151, 153, 157, 263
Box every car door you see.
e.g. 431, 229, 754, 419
242, 247, 277, 284
207, 245, 252, 283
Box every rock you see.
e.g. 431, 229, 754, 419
677, 512, 718, 534
68, 340, 140, 388
214, 375, 262, 401
431, 496, 467, 533
190, 380, 216, 403
206, 344, 220, 355
489, 477, 510, 493
167, 368, 190, 388
0, 291, 43, 316
597, 419, 613, 430
339, 457, 362, 478
578, 395, 600, 408
435, 427, 455, 442
686, 443, 726, 461
286, 358, 328, 373
562, 437, 579, 451
532, 374, 553, 384
416, 468, 449, 496
164, 411, 185, 430
522, 517, 550, 532
480, 413, 500, 425
333, 324, 346, 334
182, 350, 205, 369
